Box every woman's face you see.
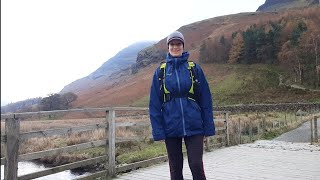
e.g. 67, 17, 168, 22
168, 39, 183, 57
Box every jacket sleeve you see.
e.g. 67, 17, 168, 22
196, 64, 215, 136
149, 68, 166, 141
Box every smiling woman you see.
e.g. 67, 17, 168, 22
149, 31, 215, 179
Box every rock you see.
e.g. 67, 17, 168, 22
296, 109, 307, 116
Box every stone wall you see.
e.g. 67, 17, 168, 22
214, 103, 320, 113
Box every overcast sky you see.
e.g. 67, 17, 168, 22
1, 0, 265, 106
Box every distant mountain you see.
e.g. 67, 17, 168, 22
257, 0, 319, 11
60, 41, 156, 94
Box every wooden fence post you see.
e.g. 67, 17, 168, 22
226, 112, 230, 146
4, 117, 20, 180
238, 118, 241, 144
204, 137, 210, 152
272, 120, 275, 129
105, 110, 109, 178
107, 109, 116, 178
249, 119, 253, 142
262, 114, 266, 133
314, 116, 318, 143
310, 118, 314, 145
284, 111, 287, 126
223, 113, 229, 146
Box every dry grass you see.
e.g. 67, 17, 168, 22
1, 115, 152, 165
0, 115, 149, 134
1, 118, 105, 135
5, 115, 150, 155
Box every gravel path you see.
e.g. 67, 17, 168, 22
116, 140, 320, 180
274, 119, 319, 142
115, 118, 320, 180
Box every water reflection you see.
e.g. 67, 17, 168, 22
1, 161, 90, 180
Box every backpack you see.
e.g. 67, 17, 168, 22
158, 61, 200, 103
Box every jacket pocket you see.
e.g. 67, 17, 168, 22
185, 99, 203, 131
188, 98, 201, 111
162, 101, 181, 136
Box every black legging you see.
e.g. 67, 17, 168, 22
165, 135, 206, 180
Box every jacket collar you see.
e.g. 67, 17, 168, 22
166, 51, 189, 65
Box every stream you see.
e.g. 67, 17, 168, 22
1, 161, 91, 180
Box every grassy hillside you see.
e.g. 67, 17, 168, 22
131, 64, 320, 107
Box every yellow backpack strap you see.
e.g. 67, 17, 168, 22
159, 62, 170, 102
188, 61, 195, 94
187, 61, 199, 102
188, 61, 195, 68
160, 62, 166, 69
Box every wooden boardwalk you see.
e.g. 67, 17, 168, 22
115, 141, 320, 180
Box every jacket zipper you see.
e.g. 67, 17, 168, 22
174, 58, 186, 136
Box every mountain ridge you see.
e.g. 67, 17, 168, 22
257, 0, 319, 11
60, 41, 155, 94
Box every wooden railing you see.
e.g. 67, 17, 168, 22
0, 107, 230, 180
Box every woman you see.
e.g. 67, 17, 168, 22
149, 31, 215, 180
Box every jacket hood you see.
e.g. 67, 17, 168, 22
166, 51, 189, 64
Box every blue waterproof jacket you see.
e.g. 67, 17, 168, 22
149, 51, 215, 141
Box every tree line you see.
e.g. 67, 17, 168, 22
199, 7, 320, 88
1, 92, 77, 113
40, 92, 77, 111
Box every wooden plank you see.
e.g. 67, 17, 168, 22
213, 134, 225, 139
19, 140, 105, 161
215, 127, 226, 131
1, 108, 108, 119
214, 111, 231, 114
77, 155, 177, 180
0, 138, 147, 165
18, 155, 106, 180
116, 121, 149, 127
214, 118, 226, 122
112, 107, 148, 111
116, 155, 168, 173
5, 118, 20, 180
74, 170, 107, 180
1, 108, 228, 120
116, 137, 145, 142
20, 123, 106, 140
